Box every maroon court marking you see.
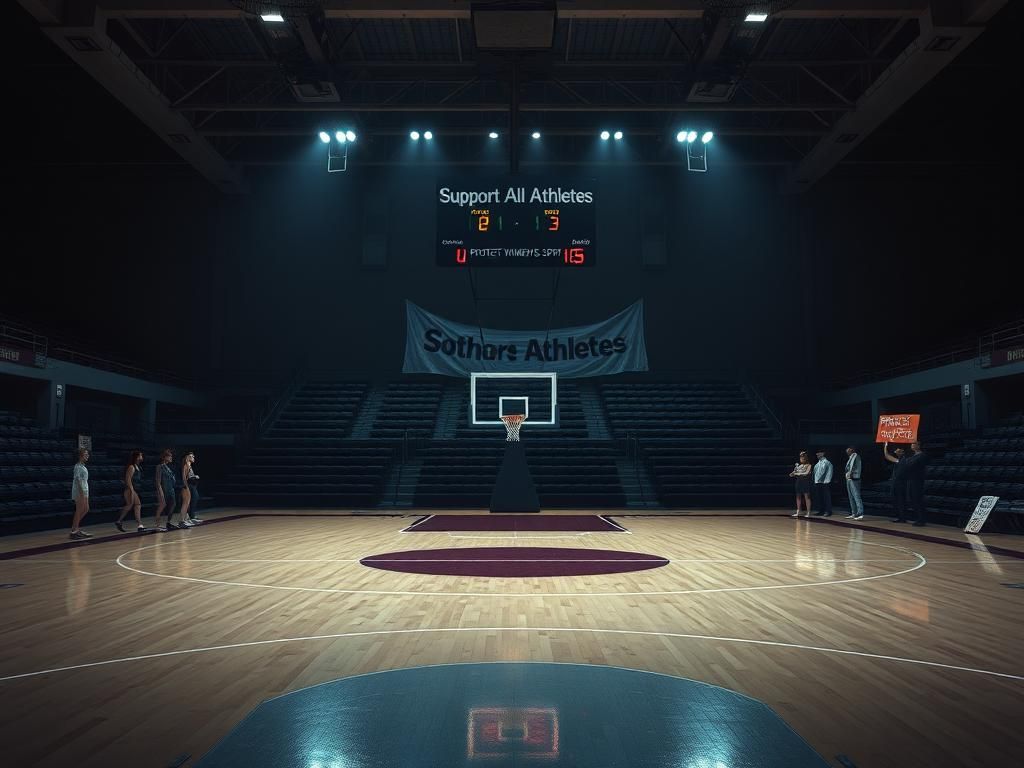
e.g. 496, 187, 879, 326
403, 515, 626, 533
360, 546, 668, 577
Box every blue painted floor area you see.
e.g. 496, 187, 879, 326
195, 662, 830, 768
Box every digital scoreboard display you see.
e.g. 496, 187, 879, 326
436, 182, 596, 267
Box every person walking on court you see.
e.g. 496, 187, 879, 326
115, 450, 145, 533
790, 451, 813, 518
883, 442, 909, 522
905, 441, 929, 526
176, 451, 199, 527
153, 449, 176, 531
813, 449, 834, 517
844, 446, 864, 520
186, 452, 203, 524
70, 448, 92, 540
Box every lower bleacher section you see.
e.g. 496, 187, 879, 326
860, 424, 1024, 531
6, 384, 1022, 530
414, 441, 626, 508
642, 441, 795, 507
0, 410, 161, 534
217, 444, 393, 507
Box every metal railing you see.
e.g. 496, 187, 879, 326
0, 320, 48, 366
742, 380, 796, 443
836, 317, 1024, 388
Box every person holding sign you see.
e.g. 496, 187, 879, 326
812, 450, 834, 517
905, 441, 929, 526
883, 443, 909, 522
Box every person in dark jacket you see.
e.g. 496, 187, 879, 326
883, 443, 910, 523
904, 441, 929, 526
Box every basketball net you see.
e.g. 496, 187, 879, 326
500, 414, 525, 442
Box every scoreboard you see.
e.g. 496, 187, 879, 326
436, 182, 596, 267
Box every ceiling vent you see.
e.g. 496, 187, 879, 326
472, 1, 556, 50
288, 78, 339, 103
687, 76, 740, 103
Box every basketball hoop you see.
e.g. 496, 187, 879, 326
500, 414, 525, 442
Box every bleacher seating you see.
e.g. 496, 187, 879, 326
264, 381, 367, 439
414, 441, 626, 507
598, 383, 791, 507
860, 423, 1024, 531
600, 382, 773, 440
371, 382, 443, 439
6, 385, 1021, 527
0, 410, 161, 534
218, 382, 394, 507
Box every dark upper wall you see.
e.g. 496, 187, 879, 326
9, 159, 1016, 386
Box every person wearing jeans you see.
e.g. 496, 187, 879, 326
844, 446, 864, 520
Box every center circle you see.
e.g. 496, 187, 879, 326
360, 547, 670, 577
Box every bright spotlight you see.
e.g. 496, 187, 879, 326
318, 131, 330, 144
702, 131, 714, 144
410, 131, 420, 140
687, 130, 698, 143
335, 131, 346, 143
676, 130, 687, 143
346, 130, 356, 142
261, 14, 285, 23
745, 13, 768, 22
613, 130, 623, 140
488, 131, 499, 139
424, 131, 433, 140
600, 130, 610, 140
531, 131, 541, 139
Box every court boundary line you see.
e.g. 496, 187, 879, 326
2, 625, 1020, 684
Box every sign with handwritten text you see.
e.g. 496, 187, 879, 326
965, 496, 999, 534
875, 414, 920, 443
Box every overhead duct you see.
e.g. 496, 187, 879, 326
472, 1, 557, 50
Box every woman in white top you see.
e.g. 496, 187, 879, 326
789, 451, 813, 518
70, 448, 92, 540
115, 450, 145, 533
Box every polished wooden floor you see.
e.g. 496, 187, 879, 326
1, 509, 1022, 768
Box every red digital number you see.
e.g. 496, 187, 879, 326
548, 215, 560, 232
563, 247, 585, 265
456, 247, 467, 264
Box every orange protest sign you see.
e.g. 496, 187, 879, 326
876, 414, 920, 443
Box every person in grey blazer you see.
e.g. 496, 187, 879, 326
844, 446, 864, 520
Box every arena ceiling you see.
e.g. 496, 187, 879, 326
16, 1, 1011, 192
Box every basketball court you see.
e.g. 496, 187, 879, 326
5, 1, 1023, 766
2, 509, 1022, 767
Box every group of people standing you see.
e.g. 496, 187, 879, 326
69, 447, 203, 540
789, 443, 927, 525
